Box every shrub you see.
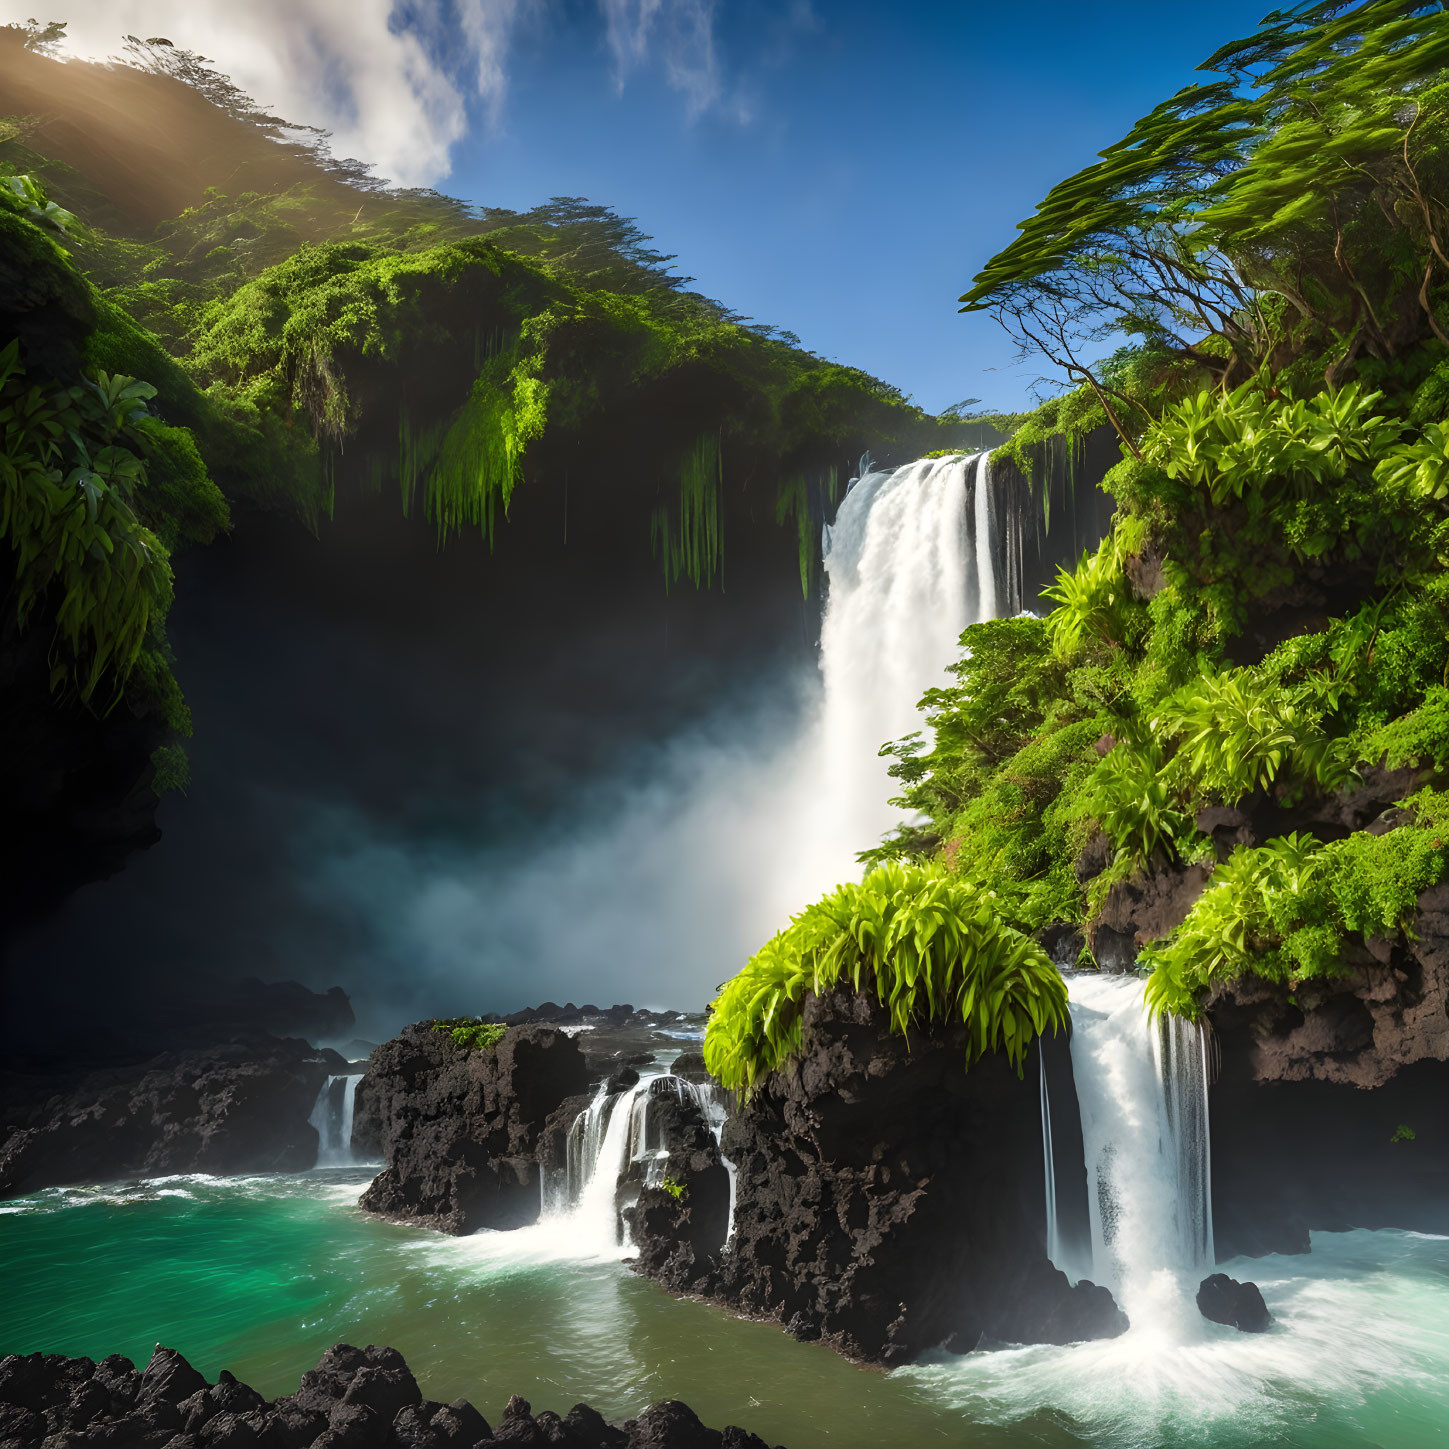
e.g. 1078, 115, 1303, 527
703, 862, 1067, 1099
1143, 794, 1449, 1017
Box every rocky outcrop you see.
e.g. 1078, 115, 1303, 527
0, 1342, 785, 1448
1089, 863, 1212, 971
0, 1036, 345, 1200
1205, 879, 1449, 1257
1196, 1274, 1271, 1332
353, 1021, 590, 1234
624, 1087, 732, 1292
635, 989, 1125, 1366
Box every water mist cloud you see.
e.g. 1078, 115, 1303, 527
288, 684, 856, 1039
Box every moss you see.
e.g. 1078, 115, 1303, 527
150, 742, 191, 796
431, 1018, 509, 1052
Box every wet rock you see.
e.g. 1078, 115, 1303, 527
668, 1053, 710, 1084
1090, 863, 1213, 967
636, 987, 1126, 1365
1197, 1273, 1271, 1332
139, 1348, 209, 1406
0, 1038, 346, 1200
0, 1343, 787, 1449
353, 1023, 589, 1234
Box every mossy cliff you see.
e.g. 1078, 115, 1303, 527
0, 31, 993, 934
703, 2, 1449, 1133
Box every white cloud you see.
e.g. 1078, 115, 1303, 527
456, 0, 524, 127
600, 0, 724, 120
9, 0, 745, 188
25, 0, 522, 187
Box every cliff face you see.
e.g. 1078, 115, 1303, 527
631, 989, 1124, 1366
0, 1035, 346, 1199
1205, 887, 1449, 1257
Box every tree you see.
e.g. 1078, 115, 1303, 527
961, 2, 1449, 436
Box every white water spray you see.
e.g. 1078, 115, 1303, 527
551, 1072, 733, 1255
1062, 973, 1215, 1342
308, 1074, 363, 1167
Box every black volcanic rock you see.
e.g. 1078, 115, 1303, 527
353, 1021, 589, 1234
631, 987, 1126, 1365
1204, 881, 1449, 1257
624, 1085, 731, 1291
0, 1036, 346, 1200
1197, 1273, 1271, 1332
0, 1344, 785, 1448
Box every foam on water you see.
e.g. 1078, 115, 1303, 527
902, 1230, 1449, 1447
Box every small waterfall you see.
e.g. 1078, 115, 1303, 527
553, 1072, 733, 1252
973, 451, 998, 619
1064, 973, 1215, 1339
1040, 1045, 1061, 1268
308, 1074, 363, 1167
815, 452, 1001, 859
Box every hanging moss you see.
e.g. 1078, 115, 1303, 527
652, 433, 723, 591
774, 464, 842, 599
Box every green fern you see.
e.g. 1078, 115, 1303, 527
703, 862, 1067, 1099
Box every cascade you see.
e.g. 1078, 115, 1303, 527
308, 1074, 363, 1167
1040, 1047, 1061, 1270
972, 451, 998, 619
815, 452, 1003, 860
552, 1072, 733, 1253
1059, 972, 1215, 1340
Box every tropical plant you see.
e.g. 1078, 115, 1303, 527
703, 862, 1067, 1099
1084, 735, 1193, 866
1142, 833, 1324, 1018
0, 339, 178, 702
1142, 380, 1401, 513
1151, 666, 1354, 803
1043, 533, 1134, 657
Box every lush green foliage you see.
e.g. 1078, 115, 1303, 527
703, 862, 1067, 1098
0, 338, 223, 703
660, 1176, 688, 1201
431, 1018, 509, 1052
1143, 792, 1449, 1017
963, 3, 1449, 422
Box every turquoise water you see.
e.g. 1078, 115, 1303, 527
3, 1170, 1448, 1448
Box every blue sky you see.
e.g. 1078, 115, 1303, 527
45, 0, 1277, 411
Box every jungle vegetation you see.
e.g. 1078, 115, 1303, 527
0, 20, 971, 800
705, 0, 1449, 1089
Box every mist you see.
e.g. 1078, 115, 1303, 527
284, 679, 855, 1040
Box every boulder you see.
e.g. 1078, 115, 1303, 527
0, 1342, 783, 1449
353, 1022, 589, 1234
1197, 1273, 1271, 1332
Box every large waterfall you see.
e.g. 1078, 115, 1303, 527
1053, 973, 1216, 1340
814, 452, 1002, 862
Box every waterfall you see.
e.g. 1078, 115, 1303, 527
1040, 1045, 1061, 1270
815, 452, 1002, 860
308, 1074, 363, 1167
552, 1072, 732, 1253
973, 451, 998, 619
1063, 972, 1215, 1339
